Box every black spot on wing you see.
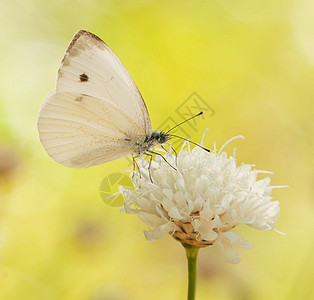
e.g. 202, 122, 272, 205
79, 73, 89, 82
75, 96, 83, 102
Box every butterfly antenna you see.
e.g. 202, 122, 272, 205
166, 111, 203, 134
168, 134, 211, 152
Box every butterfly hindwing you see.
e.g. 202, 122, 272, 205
38, 91, 145, 168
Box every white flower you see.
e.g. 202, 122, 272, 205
120, 131, 284, 264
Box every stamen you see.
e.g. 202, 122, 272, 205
168, 142, 173, 153
255, 170, 274, 175
187, 139, 191, 153
106, 191, 121, 200
274, 229, 287, 235
213, 141, 217, 153
233, 147, 237, 159
267, 185, 289, 189
122, 169, 139, 175
201, 128, 209, 146
218, 135, 245, 155
179, 140, 188, 154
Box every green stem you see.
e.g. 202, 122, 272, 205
184, 244, 200, 300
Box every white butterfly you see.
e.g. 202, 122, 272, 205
38, 30, 171, 168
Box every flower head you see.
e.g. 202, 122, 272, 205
120, 132, 283, 263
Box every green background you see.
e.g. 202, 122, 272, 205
0, 0, 313, 299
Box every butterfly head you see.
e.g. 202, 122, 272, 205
149, 130, 170, 145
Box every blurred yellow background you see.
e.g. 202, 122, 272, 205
0, 0, 313, 299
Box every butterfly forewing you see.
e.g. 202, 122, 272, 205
56, 30, 152, 134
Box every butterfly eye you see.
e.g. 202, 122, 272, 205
79, 73, 89, 82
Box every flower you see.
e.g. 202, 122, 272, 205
120, 131, 284, 264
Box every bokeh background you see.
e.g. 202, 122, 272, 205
0, 0, 313, 299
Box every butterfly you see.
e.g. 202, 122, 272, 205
37, 30, 172, 169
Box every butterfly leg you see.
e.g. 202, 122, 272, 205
160, 144, 168, 153
132, 154, 135, 177
161, 144, 178, 167
172, 146, 178, 167
144, 152, 154, 183
132, 155, 142, 178
148, 150, 177, 171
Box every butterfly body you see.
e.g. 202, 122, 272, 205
38, 30, 168, 168
134, 131, 170, 156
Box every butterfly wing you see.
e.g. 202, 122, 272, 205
38, 30, 152, 168
56, 30, 152, 135
38, 91, 144, 168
